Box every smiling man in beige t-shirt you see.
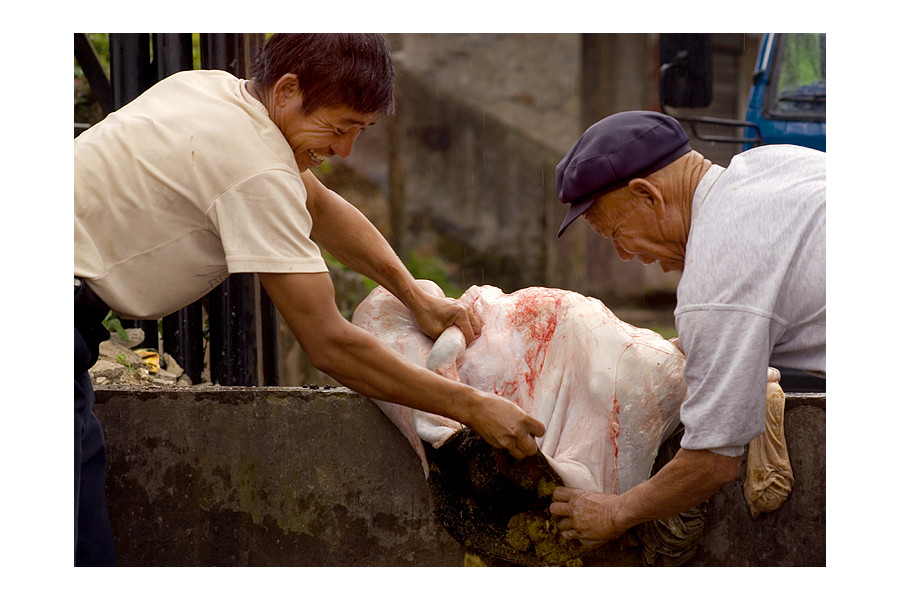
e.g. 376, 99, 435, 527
74, 33, 544, 566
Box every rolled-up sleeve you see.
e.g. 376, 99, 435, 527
675, 306, 779, 456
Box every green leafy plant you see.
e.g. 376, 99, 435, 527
102, 311, 130, 343
404, 252, 464, 299
115, 354, 135, 371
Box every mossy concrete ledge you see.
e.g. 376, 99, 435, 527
92, 386, 825, 566
93, 385, 463, 567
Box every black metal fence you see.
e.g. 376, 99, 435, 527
74, 33, 279, 386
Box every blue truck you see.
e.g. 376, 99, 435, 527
659, 33, 826, 152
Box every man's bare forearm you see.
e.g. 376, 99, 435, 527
302, 171, 480, 341
615, 448, 741, 529
302, 171, 419, 305
258, 271, 543, 457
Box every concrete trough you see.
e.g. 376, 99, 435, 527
93, 386, 825, 566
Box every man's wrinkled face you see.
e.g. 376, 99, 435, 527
277, 101, 378, 172
583, 185, 687, 272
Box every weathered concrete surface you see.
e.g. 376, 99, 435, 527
93, 386, 824, 566
93, 386, 464, 566
686, 395, 826, 566
342, 34, 758, 303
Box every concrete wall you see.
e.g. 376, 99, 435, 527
392, 70, 563, 294
93, 386, 824, 567
93, 386, 462, 566
338, 34, 761, 303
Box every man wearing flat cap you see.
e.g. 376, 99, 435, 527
549, 111, 825, 548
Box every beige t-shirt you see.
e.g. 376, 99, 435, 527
75, 70, 327, 319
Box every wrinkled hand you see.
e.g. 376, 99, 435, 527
409, 288, 482, 344
549, 487, 626, 550
470, 394, 545, 459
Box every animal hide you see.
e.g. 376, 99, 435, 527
351, 282, 687, 495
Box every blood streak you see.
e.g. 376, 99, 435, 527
606, 344, 633, 495
509, 288, 565, 397
609, 391, 620, 494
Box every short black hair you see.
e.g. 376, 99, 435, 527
251, 33, 395, 116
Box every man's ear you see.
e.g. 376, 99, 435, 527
628, 178, 666, 219
272, 73, 302, 107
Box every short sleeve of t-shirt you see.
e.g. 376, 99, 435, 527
211, 169, 328, 274
675, 307, 775, 456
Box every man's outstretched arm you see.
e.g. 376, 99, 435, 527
259, 270, 544, 459
550, 447, 740, 548
301, 170, 481, 343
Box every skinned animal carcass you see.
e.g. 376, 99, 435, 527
351, 281, 687, 496
352, 281, 792, 565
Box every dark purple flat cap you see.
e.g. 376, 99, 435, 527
555, 111, 691, 237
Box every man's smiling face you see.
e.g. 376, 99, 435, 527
262, 73, 378, 172
278, 102, 378, 172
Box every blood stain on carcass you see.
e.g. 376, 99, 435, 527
508, 288, 565, 397
608, 392, 621, 493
